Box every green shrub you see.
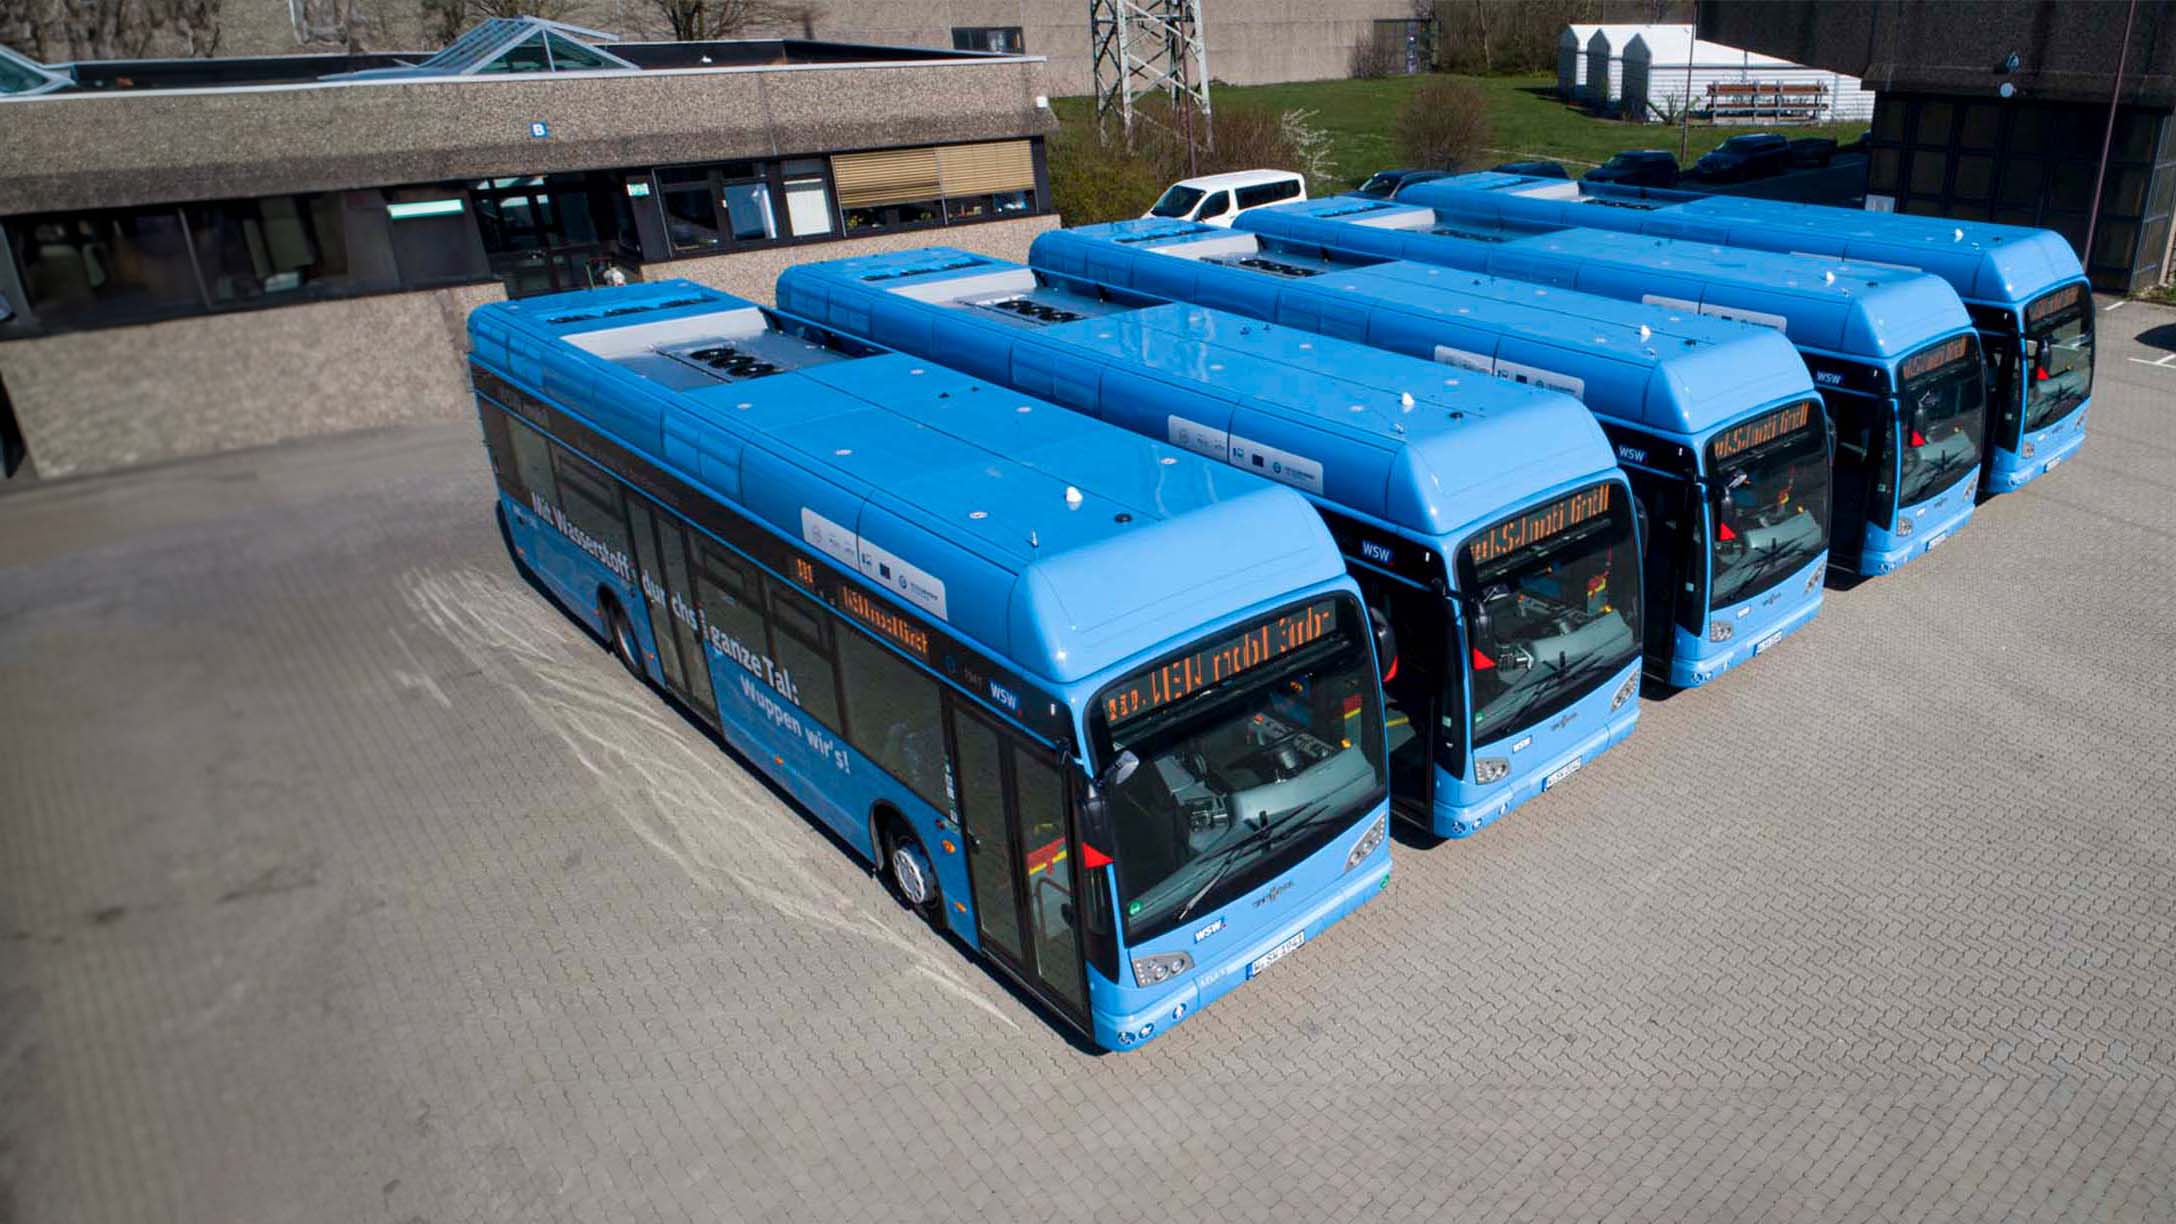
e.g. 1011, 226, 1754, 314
1393, 76, 1492, 170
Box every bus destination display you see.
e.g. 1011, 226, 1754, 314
1710, 399, 1817, 463
1899, 334, 1976, 385
1465, 482, 1614, 567
2026, 282, 2085, 325
1102, 599, 1338, 726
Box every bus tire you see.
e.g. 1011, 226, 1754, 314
601, 593, 642, 679
878, 812, 943, 928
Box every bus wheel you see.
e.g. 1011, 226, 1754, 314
602, 594, 642, 679
880, 816, 943, 927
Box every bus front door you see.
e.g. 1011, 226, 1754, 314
949, 703, 1090, 1024
625, 500, 717, 723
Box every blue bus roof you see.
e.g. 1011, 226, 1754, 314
1031, 218, 1816, 440
468, 280, 1347, 687
776, 247, 1620, 546
1239, 196, 1976, 363
1406, 172, 2087, 307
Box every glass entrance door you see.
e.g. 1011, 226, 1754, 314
625, 500, 716, 720
949, 703, 1088, 1021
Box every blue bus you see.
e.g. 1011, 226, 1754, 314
1239, 198, 1986, 578
778, 248, 1642, 841
1031, 218, 1831, 689
1399, 173, 2095, 494
467, 280, 1393, 1050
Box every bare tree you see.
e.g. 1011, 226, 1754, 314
647, 0, 806, 41
8, 0, 226, 59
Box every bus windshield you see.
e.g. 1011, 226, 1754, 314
1897, 334, 1985, 507
1149, 185, 1207, 219
1096, 597, 1386, 944
1461, 482, 1641, 744
2024, 283, 2093, 433
1707, 399, 1832, 609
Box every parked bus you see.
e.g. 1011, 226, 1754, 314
1029, 219, 1831, 689
467, 280, 1393, 1050
777, 249, 1641, 842
1239, 198, 1985, 578
1401, 172, 2093, 493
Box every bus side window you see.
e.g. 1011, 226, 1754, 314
697, 546, 772, 666
836, 626, 948, 810
476, 400, 521, 498
767, 582, 843, 731
549, 444, 630, 559
506, 415, 558, 512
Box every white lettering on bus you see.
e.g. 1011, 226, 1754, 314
738, 673, 850, 773
530, 491, 635, 584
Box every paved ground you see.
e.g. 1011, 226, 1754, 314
3, 299, 2174, 1224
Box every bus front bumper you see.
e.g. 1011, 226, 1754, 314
1433, 663, 1642, 840
1668, 556, 1828, 688
1858, 481, 1978, 576
1986, 404, 2089, 494
1096, 855, 1392, 1051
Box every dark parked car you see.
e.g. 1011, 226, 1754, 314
1787, 137, 1838, 168
1583, 149, 1680, 189
1352, 168, 1451, 199
1491, 160, 1571, 179
1690, 133, 1790, 183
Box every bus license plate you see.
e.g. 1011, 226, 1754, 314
1248, 930, 1305, 979
1545, 758, 1583, 789
1754, 631, 1785, 655
1923, 531, 1948, 550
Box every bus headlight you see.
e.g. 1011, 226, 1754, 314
1708, 621, 1734, 643
1894, 515, 1913, 538
1344, 814, 1387, 871
1805, 565, 1824, 594
1132, 951, 1193, 986
1610, 673, 1637, 711
1475, 756, 1510, 784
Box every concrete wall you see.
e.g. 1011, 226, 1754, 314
0, 58, 1055, 215
805, 0, 1419, 96
0, 216, 1056, 479
114, 0, 1417, 96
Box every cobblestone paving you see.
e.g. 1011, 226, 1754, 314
3, 302, 2174, 1223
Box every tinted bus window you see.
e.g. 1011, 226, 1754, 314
768, 583, 841, 731
838, 626, 948, 809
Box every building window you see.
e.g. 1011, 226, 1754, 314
383, 189, 493, 287
654, 161, 777, 252
187, 194, 382, 305
952, 27, 1023, 54
11, 208, 201, 325
781, 159, 836, 238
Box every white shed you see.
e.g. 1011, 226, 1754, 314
1584, 24, 1691, 114
1558, 24, 1602, 100
1621, 30, 1876, 125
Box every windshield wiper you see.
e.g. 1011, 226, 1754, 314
1171, 795, 1351, 924
1173, 819, 1274, 924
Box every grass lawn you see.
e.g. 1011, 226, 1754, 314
1053, 73, 1866, 193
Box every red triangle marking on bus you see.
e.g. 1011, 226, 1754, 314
1081, 844, 1114, 870
1471, 648, 1495, 671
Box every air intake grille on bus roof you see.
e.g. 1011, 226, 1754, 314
680, 344, 782, 379
983, 296, 1085, 324
1226, 255, 1323, 278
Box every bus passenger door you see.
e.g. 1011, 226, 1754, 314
1622, 468, 1691, 674
1821, 391, 1874, 560
625, 500, 717, 723
949, 703, 1089, 1024
1352, 573, 1439, 826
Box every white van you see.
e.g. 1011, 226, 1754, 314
1144, 169, 1307, 228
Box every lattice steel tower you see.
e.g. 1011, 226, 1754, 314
1090, 0, 1213, 158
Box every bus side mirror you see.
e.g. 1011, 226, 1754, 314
1468, 599, 1494, 649
1368, 605, 1397, 675
1079, 749, 1137, 852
